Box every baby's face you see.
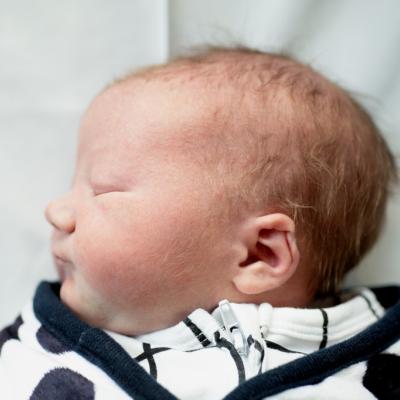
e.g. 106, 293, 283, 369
45, 81, 238, 334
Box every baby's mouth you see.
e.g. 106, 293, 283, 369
53, 254, 71, 282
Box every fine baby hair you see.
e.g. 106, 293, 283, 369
116, 46, 398, 297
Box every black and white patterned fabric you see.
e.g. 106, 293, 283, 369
0, 282, 400, 399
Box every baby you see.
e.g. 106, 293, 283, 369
1, 47, 399, 400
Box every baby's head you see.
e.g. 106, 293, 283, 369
45, 47, 398, 335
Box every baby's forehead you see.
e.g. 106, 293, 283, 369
82, 55, 343, 171
80, 78, 235, 160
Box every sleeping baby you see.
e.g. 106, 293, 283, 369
0, 47, 399, 400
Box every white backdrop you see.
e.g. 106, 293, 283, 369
0, 0, 399, 326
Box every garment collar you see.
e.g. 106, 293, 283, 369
133, 287, 384, 353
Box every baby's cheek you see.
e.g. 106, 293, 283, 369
72, 220, 152, 302
71, 194, 216, 309
73, 220, 121, 283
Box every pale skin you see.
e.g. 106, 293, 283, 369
45, 79, 311, 336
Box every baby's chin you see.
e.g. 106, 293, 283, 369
58, 279, 114, 330
58, 277, 193, 336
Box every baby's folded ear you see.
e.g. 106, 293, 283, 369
232, 213, 300, 295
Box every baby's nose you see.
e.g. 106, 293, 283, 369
45, 196, 76, 234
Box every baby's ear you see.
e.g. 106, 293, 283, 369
232, 213, 300, 295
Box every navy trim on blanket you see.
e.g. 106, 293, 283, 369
33, 282, 400, 400
33, 282, 177, 400
264, 340, 306, 355
371, 286, 400, 310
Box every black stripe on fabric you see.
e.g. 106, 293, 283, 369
360, 293, 380, 320
265, 340, 306, 355
137, 344, 217, 356
319, 309, 328, 349
255, 341, 265, 375
183, 317, 211, 347
215, 331, 246, 384
135, 346, 170, 362
142, 343, 157, 379
248, 335, 265, 374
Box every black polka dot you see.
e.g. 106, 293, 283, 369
0, 315, 23, 353
363, 353, 400, 399
30, 368, 95, 400
36, 326, 71, 354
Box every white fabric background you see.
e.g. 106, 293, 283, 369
0, 0, 399, 326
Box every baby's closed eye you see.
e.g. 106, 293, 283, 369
91, 184, 127, 196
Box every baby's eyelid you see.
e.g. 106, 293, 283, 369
91, 185, 123, 196
93, 189, 121, 196
93, 189, 109, 196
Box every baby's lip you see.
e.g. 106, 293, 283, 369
51, 243, 69, 262
53, 253, 68, 262
52, 250, 71, 281
52, 251, 69, 265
